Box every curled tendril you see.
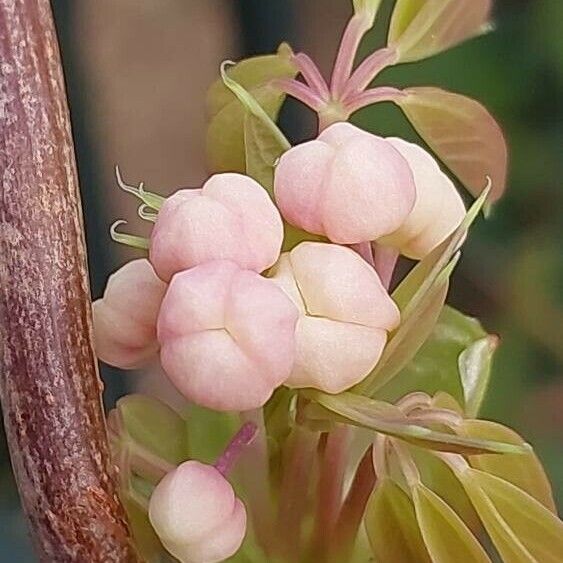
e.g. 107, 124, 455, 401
110, 220, 150, 251
115, 165, 165, 211
138, 204, 158, 223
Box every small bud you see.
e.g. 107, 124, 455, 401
274, 122, 416, 244
269, 242, 399, 393
149, 461, 247, 563
92, 259, 166, 369
157, 261, 298, 411
379, 138, 466, 259
150, 173, 284, 282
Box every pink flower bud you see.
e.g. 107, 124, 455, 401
92, 259, 166, 369
149, 461, 246, 563
269, 242, 400, 393
150, 173, 283, 281
274, 123, 416, 244
157, 261, 298, 411
379, 138, 466, 259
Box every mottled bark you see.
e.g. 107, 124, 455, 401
0, 1, 140, 561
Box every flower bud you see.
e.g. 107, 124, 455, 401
379, 138, 466, 259
92, 259, 166, 369
150, 173, 283, 281
269, 242, 400, 393
274, 122, 416, 244
149, 461, 246, 563
157, 261, 298, 411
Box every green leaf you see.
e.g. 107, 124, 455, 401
116, 394, 188, 464
365, 478, 431, 563
206, 44, 296, 175
184, 404, 239, 464
460, 468, 563, 563
359, 185, 491, 397
378, 306, 494, 413
357, 270, 451, 397
388, 0, 493, 63
412, 483, 491, 562
459, 420, 557, 512
310, 392, 527, 455
395, 87, 507, 204
410, 447, 480, 533
459, 336, 498, 417
243, 113, 285, 194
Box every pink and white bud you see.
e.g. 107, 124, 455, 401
92, 259, 166, 369
149, 461, 246, 563
379, 138, 466, 259
269, 242, 400, 393
274, 122, 416, 244
150, 173, 283, 282
157, 261, 299, 411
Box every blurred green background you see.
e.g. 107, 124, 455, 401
0, 1, 561, 559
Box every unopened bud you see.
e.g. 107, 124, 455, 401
149, 461, 246, 563
274, 122, 416, 244
92, 259, 166, 369
269, 242, 399, 392
157, 261, 298, 411
150, 173, 283, 281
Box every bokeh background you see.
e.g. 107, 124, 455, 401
1, 0, 561, 559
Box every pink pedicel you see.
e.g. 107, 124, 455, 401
380, 137, 466, 259
149, 461, 247, 563
269, 242, 400, 393
274, 122, 416, 245
92, 258, 166, 369
150, 173, 284, 282
157, 260, 299, 411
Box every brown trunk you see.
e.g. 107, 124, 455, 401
0, 1, 140, 561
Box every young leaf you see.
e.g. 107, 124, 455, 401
184, 404, 239, 464
388, 0, 493, 63
395, 87, 507, 203
206, 44, 296, 174
116, 394, 188, 464
353, 0, 384, 26
365, 478, 431, 563
357, 186, 490, 397
411, 447, 480, 533
312, 392, 527, 455
459, 420, 556, 512
460, 469, 563, 563
243, 112, 286, 194
459, 336, 498, 417
378, 306, 493, 412
412, 483, 491, 563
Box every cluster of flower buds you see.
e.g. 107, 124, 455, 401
93, 123, 466, 411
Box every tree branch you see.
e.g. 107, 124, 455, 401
0, 1, 141, 560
